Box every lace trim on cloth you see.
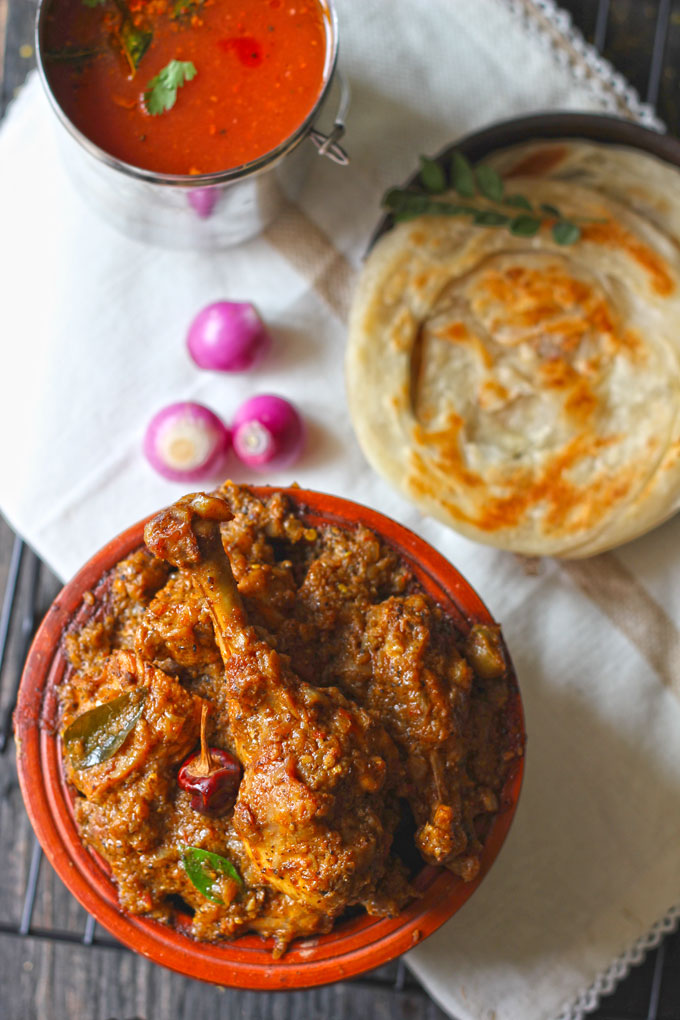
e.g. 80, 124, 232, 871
505, 0, 664, 130
555, 902, 680, 1020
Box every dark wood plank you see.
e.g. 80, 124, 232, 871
560, 0, 680, 125
0, 932, 450, 1020
0, 0, 36, 117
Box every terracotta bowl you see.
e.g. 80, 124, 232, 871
15, 487, 525, 990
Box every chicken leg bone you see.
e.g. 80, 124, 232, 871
144, 493, 402, 921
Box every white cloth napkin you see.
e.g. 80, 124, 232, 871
2, 2, 679, 1018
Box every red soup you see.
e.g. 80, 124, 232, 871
41, 0, 329, 176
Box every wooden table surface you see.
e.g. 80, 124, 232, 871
1, 2, 680, 1018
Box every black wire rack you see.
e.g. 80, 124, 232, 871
1, 1, 680, 1018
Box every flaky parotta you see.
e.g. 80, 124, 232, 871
346, 141, 680, 558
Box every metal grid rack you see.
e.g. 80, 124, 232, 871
1, 0, 680, 1017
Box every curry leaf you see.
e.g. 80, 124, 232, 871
384, 189, 480, 220
63, 689, 147, 769
436, 202, 478, 217
540, 202, 562, 219
392, 210, 426, 223
381, 151, 591, 246
45, 46, 102, 62
419, 155, 447, 194
382, 187, 416, 211
383, 190, 431, 216
504, 193, 533, 211
552, 220, 581, 245
82, 0, 107, 7
476, 164, 504, 202
121, 20, 152, 72
182, 847, 243, 905
450, 151, 476, 198
144, 59, 197, 116
509, 214, 542, 237
473, 209, 508, 226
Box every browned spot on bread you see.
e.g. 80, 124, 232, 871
412, 417, 483, 490
408, 428, 638, 539
431, 323, 494, 369
477, 379, 509, 409
440, 321, 469, 341
470, 264, 644, 367
582, 222, 674, 296
474, 265, 599, 334
504, 145, 569, 177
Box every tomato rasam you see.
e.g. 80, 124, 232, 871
41, 0, 329, 175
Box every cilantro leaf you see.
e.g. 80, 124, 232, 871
144, 59, 197, 116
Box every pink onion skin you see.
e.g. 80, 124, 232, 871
143, 402, 230, 482
187, 188, 219, 219
232, 394, 304, 472
187, 302, 271, 373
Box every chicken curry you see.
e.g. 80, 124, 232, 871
60, 484, 523, 954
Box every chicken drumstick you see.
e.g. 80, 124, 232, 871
144, 493, 403, 924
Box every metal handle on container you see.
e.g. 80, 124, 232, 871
309, 70, 350, 166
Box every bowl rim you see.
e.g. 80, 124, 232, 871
14, 486, 525, 990
34, 0, 340, 187
369, 110, 680, 250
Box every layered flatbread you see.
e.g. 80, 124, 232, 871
346, 141, 680, 557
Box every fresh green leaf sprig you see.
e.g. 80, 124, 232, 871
383, 151, 589, 245
182, 846, 243, 905
144, 59, 197, 116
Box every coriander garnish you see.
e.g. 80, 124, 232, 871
384, 150, 592, 245
144, 59, 196, 116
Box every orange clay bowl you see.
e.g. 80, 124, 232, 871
14, 487, 525, 990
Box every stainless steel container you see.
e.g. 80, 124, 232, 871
35, 0, 349, 249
